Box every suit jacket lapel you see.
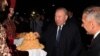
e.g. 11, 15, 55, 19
91, 33, 100, 47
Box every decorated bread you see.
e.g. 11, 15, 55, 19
17, 32, 44, 51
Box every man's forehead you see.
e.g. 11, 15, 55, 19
82, 14, 87, 19
56, 10, 65, 13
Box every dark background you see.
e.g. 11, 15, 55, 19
15, 0, 100, 47
15, 0, 100, 17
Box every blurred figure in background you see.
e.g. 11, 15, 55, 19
30, 14, 44, 34
68, 11, 73, 19
0, 0, 16, 23
34, 14, 43, 34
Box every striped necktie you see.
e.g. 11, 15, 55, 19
56, 26, 62, 42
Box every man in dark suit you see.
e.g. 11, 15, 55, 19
41, 7, 81, 56
81, 6, 100, 56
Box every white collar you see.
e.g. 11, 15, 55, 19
57, 25, 63, 30
57, 23, 65, 29
93, 31, 100, 39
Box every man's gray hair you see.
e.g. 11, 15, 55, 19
83, 6, 100, 24
56, 7, 68, 15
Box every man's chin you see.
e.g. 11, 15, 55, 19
86, 32, 92, 35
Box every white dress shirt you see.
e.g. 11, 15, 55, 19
93, 31, 100, 39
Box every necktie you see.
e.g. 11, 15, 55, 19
56, 26, 62, 42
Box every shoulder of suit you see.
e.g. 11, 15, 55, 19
65, 19, 78, 27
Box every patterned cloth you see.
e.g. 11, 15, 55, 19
0, 24, 11, 56
3, 18, 16, 45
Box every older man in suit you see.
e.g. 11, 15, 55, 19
41, 7, 82, 56
81, 6, 100, 56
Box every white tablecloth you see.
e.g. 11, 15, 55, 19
14, 38, 24, 46
27, 49, 47, 56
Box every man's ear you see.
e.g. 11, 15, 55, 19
65, 15, 68, 20
91, 19, 96, 29
91, 22, 94, 29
